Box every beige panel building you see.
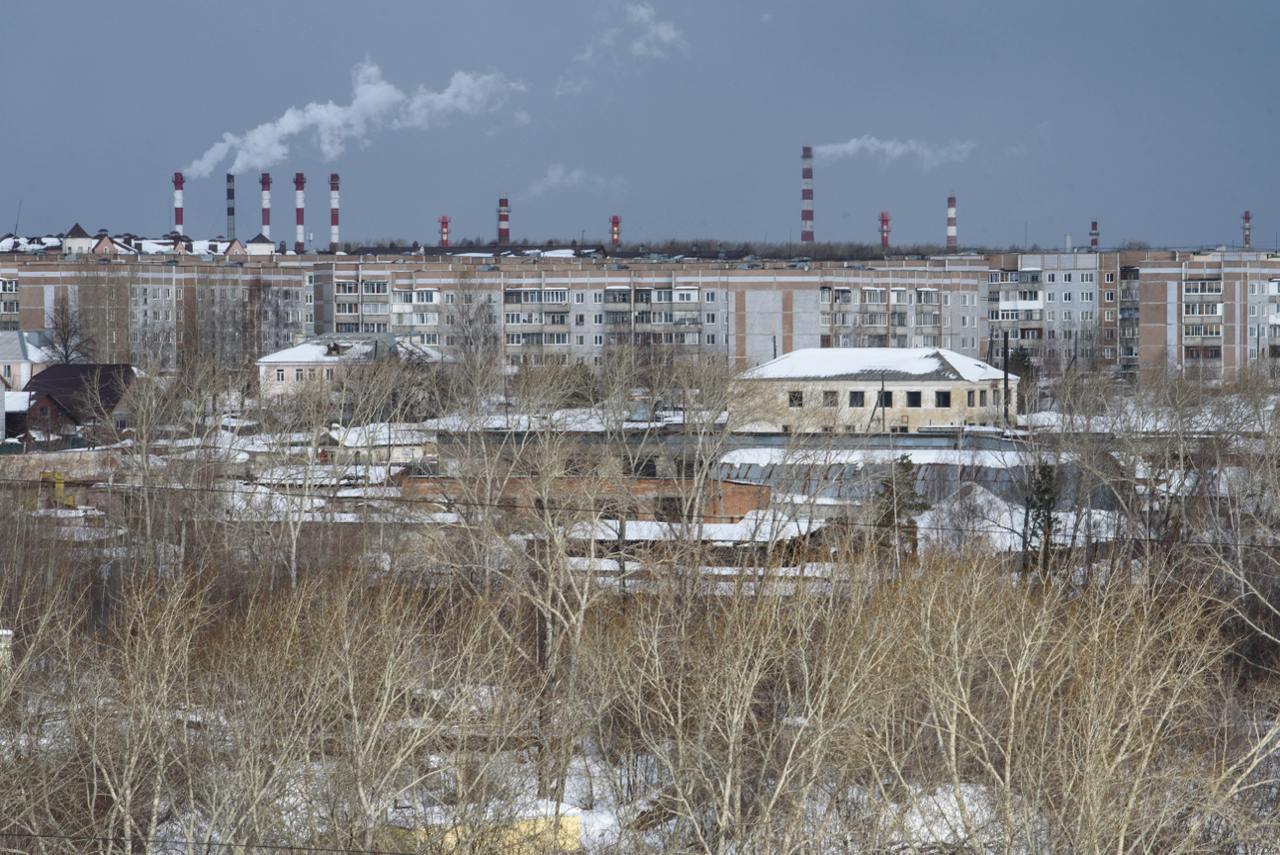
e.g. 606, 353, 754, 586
736, 347, 1017, 434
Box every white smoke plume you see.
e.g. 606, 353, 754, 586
814, 135, 976, 170
186, 62, 525, 177
527, 163, 625, 198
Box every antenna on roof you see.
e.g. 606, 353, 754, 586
12, 199, 21, 236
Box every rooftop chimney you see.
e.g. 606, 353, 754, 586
260, 173, 272, 240
172, 172, 185, 236
1243, 210, 1253, 249
226, 174, 236, 240
329, 173, 340, 251
294, 172, 306, 253
610, 215, 621, 248
879, 211, 891, 250
497, 197, 510, 244
800, 146, 814, 243
439, 215, 451, 248
1090, 220, 1099, 250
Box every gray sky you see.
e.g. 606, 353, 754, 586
2, 0, 1277, 248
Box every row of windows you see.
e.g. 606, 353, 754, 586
788, 389, 985, 409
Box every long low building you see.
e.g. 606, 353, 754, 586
736, 347, 1016, 433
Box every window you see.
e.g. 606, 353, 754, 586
445, 292, 456, 304
822, 390, 838, 407
1105, 273, 1115, 283
705, 313, 716, 324
593, 314, 603, 325
362, 281, 387, 294
849, 390, 865, 407
966, 390, 975, 407
677, 291, 694, 302
415, 290, 435, 303
705, 334, 716, 345
878, 390, 893, 408
294, 369, 303, 381
979, 390, 988, 406
593, 334, 603, 345
935, 390, 951, 407
593, 292, 603, 303
705, 291, 716, 302
1105, 290, 1115, 302
788, 391, 804, 408
275, 369, 284, 382
336, 281, 358, 295
574, 292, 584, 303
906, 391, 922, 408
1063, 292, 1073, 302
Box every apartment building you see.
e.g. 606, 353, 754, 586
5, 257, 311, 371
1130, 250, 1280, 381
7, 246, 1280, 382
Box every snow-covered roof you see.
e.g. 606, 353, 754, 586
0, 235, 63, 253
719, 447, 1034, 470
741, 348, 1009, 383
567, 509, 825, 545
257, 336, 390, 365
916, 483, 1121, 553
4, 391, 32, 413
329, 422, 436, 448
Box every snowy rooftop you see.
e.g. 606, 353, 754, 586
741, 348, 1009, 383
258, 336, 392, 365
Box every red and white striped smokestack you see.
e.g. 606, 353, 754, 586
259, 173, 272, 240
439, 215, 451, 248
610, 215, 621, 248
800, 145, 814, 244
1243, 210, 1253, 249
1090, 220, 1100, 250
879, 211, 891, 250
293, 172, 306, 253
946, 195, 957, 250
328, 173, 340, 251
497, 197, 510, 243
172, 172, 185, 236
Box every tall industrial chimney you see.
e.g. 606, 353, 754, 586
610, 215, 621, 248
260, 173, 272, 239
293, 172, 306, 253
172, 172, 185, 236
328, 174, 340, 251
1090, 220, 1099, 250
946, 195, 957, 250
497, 197, 510, 244
800, 146, 814, 244
439, 216, 451, 248
1243, 210, 1253, 249
225, 174, 236, 240
879, 211, 891, 250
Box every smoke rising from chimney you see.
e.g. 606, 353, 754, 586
814, 135, 976, 170
186, 62, 525, 178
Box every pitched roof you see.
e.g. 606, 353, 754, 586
64, 222, 90, 239
247, 232, 274, 245
24, 363, 135, 423
740, 348, 1009, 384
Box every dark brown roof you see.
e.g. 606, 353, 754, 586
24, 364, 134, 423
64, 223, 90, 239
248, 232, 274, 245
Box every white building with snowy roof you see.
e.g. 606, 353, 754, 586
736, 347, 1018, 434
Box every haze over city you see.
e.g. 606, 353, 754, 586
3, 0, 1278, 247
